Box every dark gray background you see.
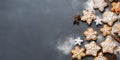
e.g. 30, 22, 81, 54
0, 0, 120, 60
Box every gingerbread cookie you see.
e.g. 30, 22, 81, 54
81, 10, 96, 25
84, 28, 98, 41
93, 0, 108, 12
102, 12, 118, 26
112, 23, 120, 36
100, 36, 117, 54
111, 2, 120, 14
85, 41, 101, 56
71, 46, 86, 60
100, 25, 112, 36
94, 52, 108, 60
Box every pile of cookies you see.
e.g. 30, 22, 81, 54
72, 0, 120, 60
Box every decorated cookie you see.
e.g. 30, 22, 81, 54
74, 37, 83, 46
94, 52, 108, 60
84, 28, 98, 41
100, 25, 112, 36
102, 12, 117, 26
81, 10, 96, 25
93, 0, 108, 11
71, 46, 86, 60
85, 41, 101, 56
73, 15, 80, 25
111, 2, 120, 14
112, 23, 120, 36
100, 36, 117, 54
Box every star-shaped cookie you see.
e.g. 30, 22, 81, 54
100, 36, 117, 54
74, 37, 83, 46
113, 23, 120, 36
100, 25, 112, 36
71, 46, 86, 60
111, 2, 120, 14
94, 16, 102, 25
85, 41, 101, 56
102, 12, 117, 26
94, 52, 108, 60
84, 28, 98, 41
81, 10, 96, 25
93, 0, 108, 12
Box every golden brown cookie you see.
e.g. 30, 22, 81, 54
111, 2, 120, 14
94, 52, 108, 60
112, 23, 120, 36
100, 25, 112, 36
93, 0, 108, 12
84, 28, 98, 41
85, 41, 101, 56
81, 10, 96, 25
102, 12, 117, 26
71, 46, 86, 60
100, 36, 117, 54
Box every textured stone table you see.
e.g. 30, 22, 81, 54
0, 0, 119, 60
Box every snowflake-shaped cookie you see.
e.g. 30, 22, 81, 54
74, 37, 83, 46
111, 2, 120, 14
93, 0, 108, 12
112, 23, 120, 36
100, 25, 112, 36
102, 12, 118, 26
85, 41, 101, 56
84, 28, 98, 41
94, 52, 108, 60
81, 10, 96, 25
71, 46, 86, 60
100, 36, 117, 54
94, 16, 102, 25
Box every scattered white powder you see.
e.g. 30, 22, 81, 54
57, 37, 75, 55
